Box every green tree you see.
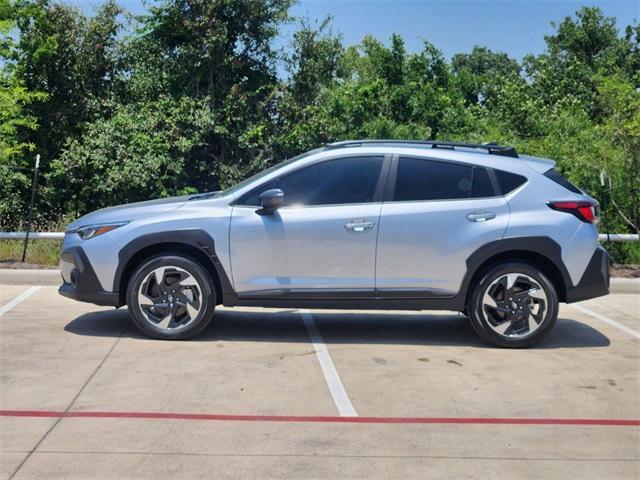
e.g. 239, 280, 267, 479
596, 76, 640, 234
49, 97, 216, 215
521, 7, 638, 120
273, 16, 345, 154
1, 0, 124, 226
0, 75, 46, 228
0, 0, 46, 227
286, 16, 344, 109
546, 6, 620, 68
126, 0, 293, 185
8, 0, 123, 162
451, 46, 520, 105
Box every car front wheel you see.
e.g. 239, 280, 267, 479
126, 254, 217, 340
468, 262, 559, 348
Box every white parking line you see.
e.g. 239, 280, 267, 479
299, 309, 358, 417
0, 286, 40, 318
570, 303, 640, 340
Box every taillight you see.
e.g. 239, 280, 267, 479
548, 201, 600, 223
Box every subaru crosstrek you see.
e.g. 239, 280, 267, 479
59, 140, 609, 347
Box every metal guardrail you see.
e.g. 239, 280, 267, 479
0, 232, 638, 241
598, 234, 639, 242
0, 232, 65, 240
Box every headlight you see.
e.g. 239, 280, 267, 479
69, 222, 129, 240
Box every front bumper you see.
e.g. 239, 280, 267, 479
58, 246, 121, 307
565, 246, 610, 303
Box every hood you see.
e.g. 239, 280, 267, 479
66, 194, 193, 230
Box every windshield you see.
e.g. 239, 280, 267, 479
218, 148, 324, 198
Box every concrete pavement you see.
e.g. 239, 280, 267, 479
0, 285, 638, 479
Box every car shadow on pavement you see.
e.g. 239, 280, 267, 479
64, 307, 610, 349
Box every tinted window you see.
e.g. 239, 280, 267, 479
544, 168, 582, 194
220, 148, 323, 198
240, 156, 384, 206
494, 169, 527, 194
394, 157, 473, 201
470, 167, 495, 198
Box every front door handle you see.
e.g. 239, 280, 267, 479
345, 220, 375, 232
466, 211, 496, 222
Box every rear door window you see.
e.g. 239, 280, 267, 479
393, 157, 498, 201
394, 157, 473, 201
470, 167, 494, 198
494, 169, 527, 195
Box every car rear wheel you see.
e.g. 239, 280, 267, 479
126, 255, 216, 340
468, 262, 559, 348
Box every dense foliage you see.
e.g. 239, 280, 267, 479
1, 1, 639, 256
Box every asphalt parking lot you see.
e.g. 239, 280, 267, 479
0, 282, 638, 479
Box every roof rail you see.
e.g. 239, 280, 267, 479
324, 139, 519, 158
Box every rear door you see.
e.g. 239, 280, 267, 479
230, 154, 389, 297
375, 155, 511, 297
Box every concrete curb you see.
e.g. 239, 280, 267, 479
0, 268, 637, 295
611, 277, 640, 295
0, 269, 61, 286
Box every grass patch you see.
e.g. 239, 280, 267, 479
0, 239, 61, 267
602, 240, 640, 264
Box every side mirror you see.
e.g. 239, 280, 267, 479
258, 189, 284, 214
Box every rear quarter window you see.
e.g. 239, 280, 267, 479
543, 168, 583, 194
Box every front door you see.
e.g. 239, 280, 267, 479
230, 155, 387, 297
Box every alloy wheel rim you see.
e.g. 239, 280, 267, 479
481, 273, 547, 339
137, 266, 203, 331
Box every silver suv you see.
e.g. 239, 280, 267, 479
59, 140, 609, 347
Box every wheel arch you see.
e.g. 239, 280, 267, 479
461, 237, 572, 304
114, 230, 234, 306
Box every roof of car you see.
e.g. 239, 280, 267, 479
324, 139, 518, 158
316, 140, 555, 173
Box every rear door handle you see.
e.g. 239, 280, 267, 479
466, 211, 496, 222
345, 220, 375, 232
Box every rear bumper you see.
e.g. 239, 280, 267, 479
58, 247, 121, 307
565, 246, 610, 303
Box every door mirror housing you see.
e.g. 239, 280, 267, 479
258, 189, 284, 214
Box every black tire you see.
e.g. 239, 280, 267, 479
126, 254, 217, 340
468, 262, 559, 348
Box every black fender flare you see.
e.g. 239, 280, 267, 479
114, 229, 235, 303
459, 236, 573, 299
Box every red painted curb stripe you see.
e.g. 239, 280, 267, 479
1, 410, 638, 426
